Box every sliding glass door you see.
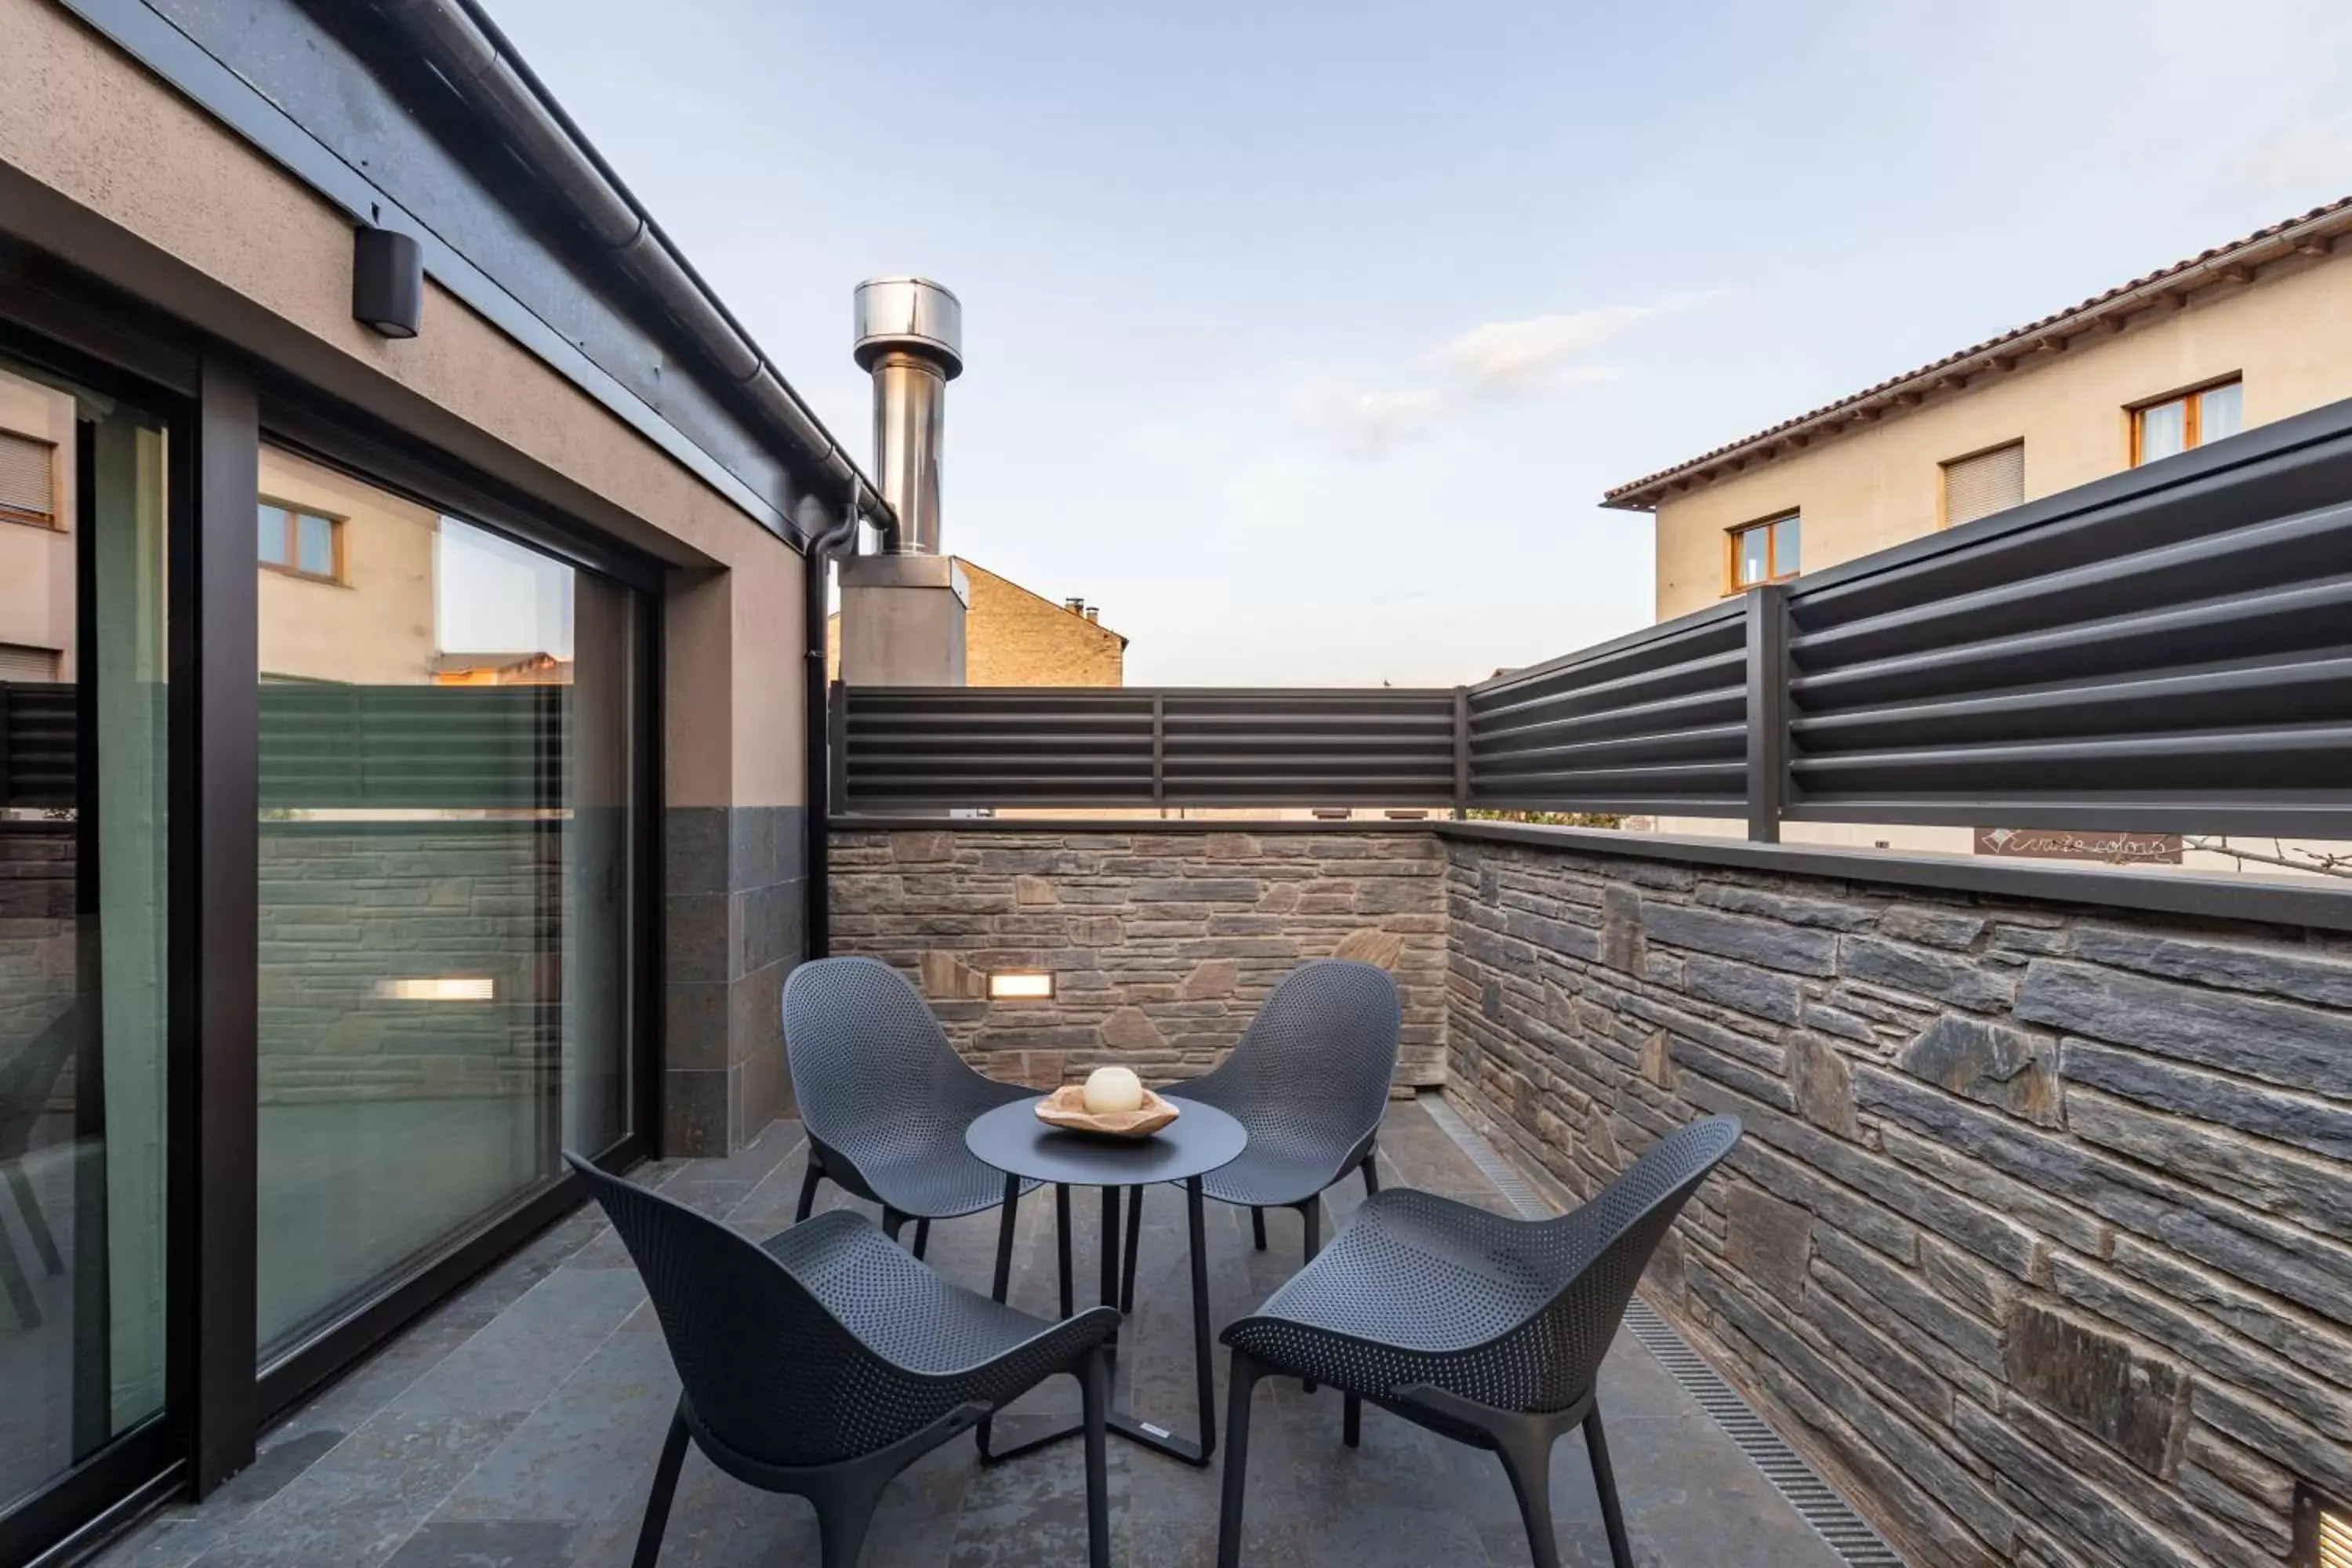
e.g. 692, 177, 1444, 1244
252, 444, 640, 1361
0, 354, 171, 1519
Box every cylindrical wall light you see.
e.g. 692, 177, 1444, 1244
353, 226, 423, 339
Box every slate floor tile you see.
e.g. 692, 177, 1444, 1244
94, 1105, 1846, 1568
380, 1520, 575, 1567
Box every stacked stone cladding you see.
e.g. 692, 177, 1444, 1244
256, 823, 559, 1105
1445, 833, 2352, 1568
826, 829, 1446, 1089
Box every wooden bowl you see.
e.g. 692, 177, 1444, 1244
1034, 1084, 1181, 1139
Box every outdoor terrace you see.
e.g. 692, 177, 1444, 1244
96, 1102, 1838, 1568
84, 302, 2352, 1568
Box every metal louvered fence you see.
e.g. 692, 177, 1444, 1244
0, 682, 568, 812
836, 390, 2352, 839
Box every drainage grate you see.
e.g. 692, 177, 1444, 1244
1419, 1098, 1908, 1568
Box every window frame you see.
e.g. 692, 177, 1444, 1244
255, 497, 346, 584
1938, 438, 2026, 529
0, 428, 60, 530
2130, 375, 2243, 467
1726, 511, 1801, 593
247, 390, 666, 1431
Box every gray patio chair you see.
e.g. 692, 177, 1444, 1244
1123, 958, 1398, 1312
785, 955, 1066, 1308
0, 1004, 78, 1330
568, 1155, 1120, 1568
1215, 1114, 1743, 1568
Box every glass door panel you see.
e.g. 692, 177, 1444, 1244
0, 356, 171, 1516
253, 446, 635, 1359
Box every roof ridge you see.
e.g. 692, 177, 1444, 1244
1601, 194, 2352, 510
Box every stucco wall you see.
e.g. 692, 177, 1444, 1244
0, 0, 825, 1151
255, 445, 438, 685
0, 364, 78, 676
1650, 250, 2352, 619
826, 828, 1446, 1089
1444, 831, 2352, 1568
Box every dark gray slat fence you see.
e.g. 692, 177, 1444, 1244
259, 684, 566, 809
2, 681, 568, 811
833, 390, 2352, 839
0, 683, 76, 809
1463, 601, 1751, 818
837, 686, 1458, 811
1779, 396, 2352, 837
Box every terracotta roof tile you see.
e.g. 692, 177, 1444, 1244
1602, 195, 2352, 510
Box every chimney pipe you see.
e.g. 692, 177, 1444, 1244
852, 277, 962, 554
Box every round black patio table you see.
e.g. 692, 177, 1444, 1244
964, 1094, 1246, 1468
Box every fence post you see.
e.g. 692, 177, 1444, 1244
1150, 692, 1166, 808
1451, 686, 1470, 819
826, 681, 848, 818
1745, 584, 1790, 843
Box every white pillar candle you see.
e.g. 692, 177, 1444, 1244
1082, 1065, 1145, 1113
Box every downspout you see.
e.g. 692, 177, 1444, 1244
800, 491, 862, 962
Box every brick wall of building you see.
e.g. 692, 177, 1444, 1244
826, 828, 1446, 1088
825, 557, 1126, 688
1444, 832, 2352, 1568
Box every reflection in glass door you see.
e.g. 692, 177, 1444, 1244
253, 446, 635, 1359
0, 356, 171, 1517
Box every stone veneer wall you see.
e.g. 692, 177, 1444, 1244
1445, 832, 2352, 1568
0, 828, 76, 1108
256, 824, 558, 1103
664, 806, 805, 1153
826, 828, 1446, 1088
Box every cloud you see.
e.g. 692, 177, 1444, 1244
1340, 388, 1446, 455
1337, 291, 1719, 455
1434, 303, 1662, 390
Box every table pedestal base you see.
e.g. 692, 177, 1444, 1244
977, 1174, 1217, 1470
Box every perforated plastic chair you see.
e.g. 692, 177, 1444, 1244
568, 1155, 1120, 1568
1214, 1115, 1742, 1568
1137, 959, 1399, 1302
785, 956, 1059, 1304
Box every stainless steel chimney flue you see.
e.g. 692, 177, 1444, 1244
852, 277, 962, 554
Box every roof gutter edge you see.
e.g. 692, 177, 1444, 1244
1599, 201, 2352, 513
384, 0, 895, 539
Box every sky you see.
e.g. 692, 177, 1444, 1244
482, 0, 2352, 687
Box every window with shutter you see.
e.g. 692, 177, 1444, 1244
1943, 441, 2024, 527
0, 643, 60, 682
0, 430, 56, 527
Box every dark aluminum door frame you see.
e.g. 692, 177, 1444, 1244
244, 383, 666, 1427
0, 252, 670, 1562
0, 313, 205, 1568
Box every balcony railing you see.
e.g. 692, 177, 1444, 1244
837, 387, 2352, 843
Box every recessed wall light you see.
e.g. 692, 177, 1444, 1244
376, 977, 495, 1001
2297, 1483, 2351, 1568
988, 971, 1054, 1001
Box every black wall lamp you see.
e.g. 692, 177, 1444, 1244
352, 225, 423, 339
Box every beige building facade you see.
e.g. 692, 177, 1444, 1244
1619, 199, 2352, 622
828, 554, 1126, 686
1607, 198, 2352, 869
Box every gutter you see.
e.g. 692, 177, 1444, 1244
377, 0, 897, 541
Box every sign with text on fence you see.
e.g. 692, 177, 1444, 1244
1973, 828, 2183, 865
